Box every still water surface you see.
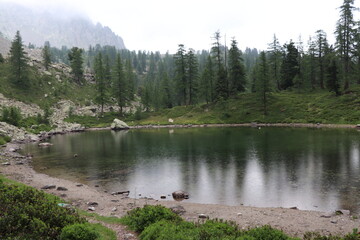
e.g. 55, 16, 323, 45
23, 127, 360, 213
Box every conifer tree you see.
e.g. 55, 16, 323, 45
267, 34, 282, 90
186, 48, 199, 105
335, 0, 356, 90
42, 41, 51, 71
280, 40, 299, 89
94, 53, 109, 116
211, 31, 228, 100
256, 51, 271, 115
113, 53, 127, 115
327, 58, 341, 96
174, 44, 187, 105
68, 47, 84, 84
200, 56, 215, 104
228, 38, 246, 94
0, 53, 4, 64
9, 31, 29, 88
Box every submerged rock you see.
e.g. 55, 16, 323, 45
110, 118, 129, 130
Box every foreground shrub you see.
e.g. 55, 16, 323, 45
198, 219, 241, 239
0, 180, 85, 239
140, 220, 198, 240
245, 225, 298, 240
60, 223, 100, 240
1, 106, 22, 126
120, 205, 182, 233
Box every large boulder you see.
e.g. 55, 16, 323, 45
111, 119, 129, 130
172, 190, 189, 200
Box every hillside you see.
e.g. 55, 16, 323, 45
0, 33, 11, 56
0, 2, 125, 50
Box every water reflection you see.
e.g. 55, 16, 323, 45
23, 127, 360, 213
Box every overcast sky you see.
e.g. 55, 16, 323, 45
2, 0, 352, 53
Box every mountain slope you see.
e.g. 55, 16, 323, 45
0, 2, 125, 50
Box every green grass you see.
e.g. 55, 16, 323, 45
65, 86, 360, 128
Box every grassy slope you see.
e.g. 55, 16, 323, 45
135, 87, 360, 126
0, 62, 95, 108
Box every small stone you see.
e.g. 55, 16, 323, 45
112, 207, 117, 212
111, 200, 119, 202
335, 209, 350, 216
170, 205, 186, 215
87, 202, 98, 206
331, 220, 338, 224
320, 214, 332, 218
60, 194, 67, 198
41, 185, 56, 190
237, 213, 242, 216
95, 185, 99, 187
290, 207, 298, 210
124, 233, 135, 240
8, 148, 16, 152
160, 195, 166, 199
73, 154, 78, 157
15, 161, 24, 165
88, 207, 95, 211
38, 142, 53, 147
76, 184, 83, 187
57, 187, 68, 191
198, 214, 208, 219
2, 162, 10, 166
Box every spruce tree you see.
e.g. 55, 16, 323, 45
335, 0, 356, 90
211, 31, 228, 100
42, 42, 51, 70
280, 40, 299, 89
174, 44, 187, 105
186, 48, 199, 105
113, 53, 127, 115
200, 56, 215, 104
68, 47, 84, 84
256, 51, 271, 115
9, 31, 29, 88
267, 34, 282, 90
94, 53, 109, 116
0, 53, 4, 64
228, 38, 246, 95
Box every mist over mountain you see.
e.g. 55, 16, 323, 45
0, 2, 126, 50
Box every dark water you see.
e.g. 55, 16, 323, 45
23, 127, 360, 213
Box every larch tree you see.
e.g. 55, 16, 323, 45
335, 0, 356, 90
42, 41, 51, 71
9, 31, 29, 88
228, 38, 246, 95
68, 47, 84, 84
267, 34, 283, 91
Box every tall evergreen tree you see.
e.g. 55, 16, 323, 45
68, 47, 84, 84
256, 51, 271, 115
186, 48, 199, 105
94, 53, 109, 116
200, 56, 215, 104
113, 53, 127, 115
42, 41, 51, 71
267, 34, 283, 90
228, 38, 246, 94
211, 31, 228, 100
315, 30, 328, 89
335, 0, 356, 90
9, 31, 29, 88
327, 58, 341, 96
280, 40, 299, 89
174, 44, 187, 105
125, 59, 135, 101
0, 53, 4, 64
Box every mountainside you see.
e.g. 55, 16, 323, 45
0, 2, 125, 50
0, 32, 11, 56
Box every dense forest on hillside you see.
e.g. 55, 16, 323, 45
1, 0, 359, 126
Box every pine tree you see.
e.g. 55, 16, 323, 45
315, 30, 328, 89
228, 38, 246, 95
211, 31, 228, 100
9, 31, 29, 88
335, 0, 356, 90
280, 40, 299, 89
94, 53, 109, 116
68, 47, 84, 84
174, 44, 187, 105
186, 48, 199, 105
113, 53, 127, 115
42, 42, 51, 71
125, 59, 135, 101
267, 34, 282, 90
200, 56, 215, 104
327, 58, 341, 96
256, 51, 271, 115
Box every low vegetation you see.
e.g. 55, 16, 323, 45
0, 175, 116, 240
120, 205, 360, 240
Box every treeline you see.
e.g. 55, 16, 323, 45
2, 0, 360, 116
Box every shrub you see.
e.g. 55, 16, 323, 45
245, 225, 298, 240
60, 223, 100, 240
198, 219, 241, 240
0, 181, 85, 239
120, 205, 182, 233
140, 220, 197, 240
1, 106, 22, 126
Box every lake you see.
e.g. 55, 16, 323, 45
22, 127, 360, 213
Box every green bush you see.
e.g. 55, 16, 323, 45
60, 223, 100, 240
1, 106, 22, 126
198, 219, 241, 239
0, 181, 85, 239
120, 205, 182, 233
245, 225, 298, 240
140, 220, 197, 240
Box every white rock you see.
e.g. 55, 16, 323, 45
110, 118, 129, 130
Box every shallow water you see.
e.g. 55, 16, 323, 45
23, 127, 360, 213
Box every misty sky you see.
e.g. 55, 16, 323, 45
2, 0, 352, 53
